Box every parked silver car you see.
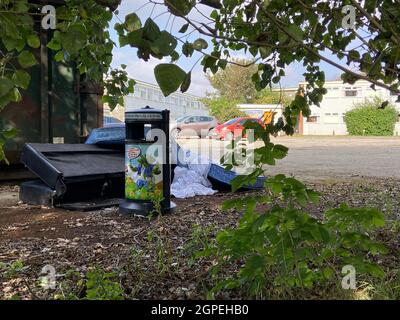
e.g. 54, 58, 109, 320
171, 115, 218, 138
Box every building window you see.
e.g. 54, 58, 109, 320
324, 113, 340, 124
345, 88, 358, 97
307, 116, 319, 123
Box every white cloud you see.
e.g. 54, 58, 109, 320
188, 70, 213, 97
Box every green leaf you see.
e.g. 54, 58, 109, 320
61, 24, 87, 56
150, 31, 177, 56
318, 225, 331, 243
164, 0, 195, 16
2, 128, 18, 139
179, 23, 189, 33
9, 88, 22, 103
193, 38, 208, 50
366, 263, 385, 278
18, 51, 37, 68
182, 42, 194, 57
0, 77, 14, 97
287, 25, 304, 42
143, 18, 161, 41
12, 70, 31, 89
2, 38, 25, 52
218, 59, 228, 69
154, 64, 186, 96
47, 31, 62, 51
124, 13, 141, 32
27, 34, 40, 48
295, 190, 307, 206
54, 51, 65, 62
272, 144, 288, 159
180, 71, 191, 93
259, 47, 271, 59
126, 29, 147, 48
322, 267, 334, 279
307, 190, 320, 204
127, 79, 136, 93
0, 147, 9, 165
269, 181, 283, 195
170, 50, 179, 62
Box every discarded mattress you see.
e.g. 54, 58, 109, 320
20, 143, 124, 210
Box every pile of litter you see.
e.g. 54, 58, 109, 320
171, 149, 217, 198
19, 124, 266, 208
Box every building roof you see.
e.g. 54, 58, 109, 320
275, 79, 387, 92
133, 79, 204, 100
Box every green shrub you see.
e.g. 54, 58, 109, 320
198, 175, 387, 298
194, 121, 389, 299
201, 96, 246, 123
344, 97, 398, 136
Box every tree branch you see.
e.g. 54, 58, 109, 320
350, 0, 400, 46
257, 3, 400, 94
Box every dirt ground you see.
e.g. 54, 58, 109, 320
1, 175, 400, 299
0, 182, 243, 299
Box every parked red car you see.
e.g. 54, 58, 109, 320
210, 117, 265, 140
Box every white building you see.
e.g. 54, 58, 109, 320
280, 80, 400, 135
104, 80, 209, 122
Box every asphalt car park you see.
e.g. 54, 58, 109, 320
177, 136, 400, 181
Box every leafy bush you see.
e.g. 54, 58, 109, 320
196, 121, 388, 299
199, 175, 387, 298
344, 97, 398, 136
201, 96, 246, 123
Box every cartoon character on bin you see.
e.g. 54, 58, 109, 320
128, 155, 161, 191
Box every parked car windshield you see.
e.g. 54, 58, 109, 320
176, 116, 190, 122
240, 118, 260, 125
104, 116, 122, 125
224, 118, 241, 125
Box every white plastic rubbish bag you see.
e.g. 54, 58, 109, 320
171, 150, 217, 198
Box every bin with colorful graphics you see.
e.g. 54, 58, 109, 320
119, 106, 176, 216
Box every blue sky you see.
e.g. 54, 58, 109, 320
109, 0, 342, 97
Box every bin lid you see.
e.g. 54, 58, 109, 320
125, 106, 165, 121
